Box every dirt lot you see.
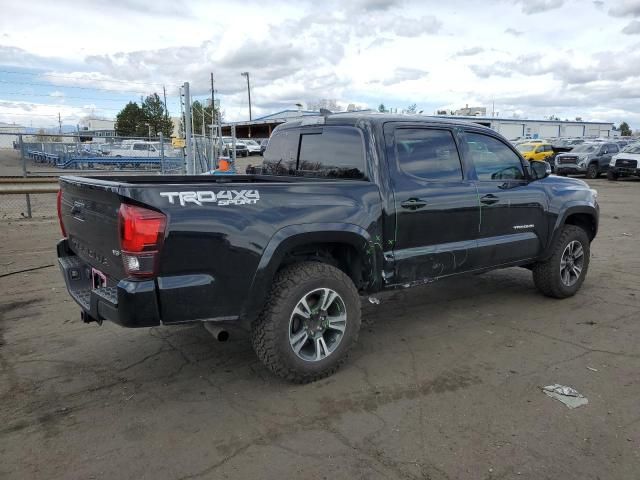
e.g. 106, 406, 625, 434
1, 178, 639, 480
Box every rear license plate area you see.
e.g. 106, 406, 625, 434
91, 267, 107, 289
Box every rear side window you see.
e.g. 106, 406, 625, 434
263, 130, 299, 175
466, 132, 525, 181
263, 126, 366, 179
298, 127, 365, 179
395, 128, 462, 181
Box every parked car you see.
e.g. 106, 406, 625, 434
516, 142, 556, 163
108, 142, 161, 158
607, 142, 640, 180
555, 142, 620, 179
260, 138, 269, 154
220, 137, 249, 157
56, 113, 598, 382
242, 139, 262, 155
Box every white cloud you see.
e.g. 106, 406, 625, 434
622, 20, 640, 33
609, 0, 640, 17
513, 0, 565, 14
0, 0, 639, 127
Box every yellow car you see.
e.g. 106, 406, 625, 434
516, 142, 555, 162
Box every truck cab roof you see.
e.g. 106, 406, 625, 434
276, 113, 485, 131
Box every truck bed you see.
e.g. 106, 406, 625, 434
57, 173, 382, 326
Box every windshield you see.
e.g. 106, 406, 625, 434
571, 144, 599, 153
245, 140, 258, 146
622, 144, 640, 154
517, 144, 535, 152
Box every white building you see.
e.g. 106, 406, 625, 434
434, 115, 614, 140
0, 121, 27, 149
80, 117, 115, 131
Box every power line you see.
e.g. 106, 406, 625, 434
0, 91, 147, 102
0, 108, 125, 116
0, 69, 180, 88
0, 79, 176, 95
191, 101, 215, 119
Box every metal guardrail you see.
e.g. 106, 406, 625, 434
0, 178, 59, 194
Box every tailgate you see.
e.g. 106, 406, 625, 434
59, 178, 126, 280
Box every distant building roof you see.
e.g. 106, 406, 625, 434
433, 114, 613, 126
0, 121, 26, 128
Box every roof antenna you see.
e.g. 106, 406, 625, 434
319, 108, 333, 117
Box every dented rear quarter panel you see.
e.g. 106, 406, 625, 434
117, 179, 385, 320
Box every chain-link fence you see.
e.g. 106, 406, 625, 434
0, 131, 187, 220
0, 131, 263, 220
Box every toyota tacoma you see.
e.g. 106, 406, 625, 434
57, 113, 599, 382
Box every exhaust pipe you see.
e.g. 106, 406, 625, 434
204, 322, 229, 342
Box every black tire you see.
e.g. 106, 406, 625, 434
586, 163, 599, 179
532, 225, 590, 299
251, 261, 361, 383
607, 170, 618, 181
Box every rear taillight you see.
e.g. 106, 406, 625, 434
57, 189, 67, 237
118, 204, 166, 278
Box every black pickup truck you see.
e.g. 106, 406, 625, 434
57, 113, 599, 382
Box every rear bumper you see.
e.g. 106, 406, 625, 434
58, 239, 239, 327
57, 239, 161, 327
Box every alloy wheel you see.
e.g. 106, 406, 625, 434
560, 240, 585, 287
288, 288, 347, 362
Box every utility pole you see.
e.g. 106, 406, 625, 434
210, 73, 216, 166
183, 82, 194, 175
210, 73, 216, 124
58, 112, 62, 134
163, 85, 169, 118
240, 72, 252, 121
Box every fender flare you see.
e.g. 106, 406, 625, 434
240, 223, 377, 322
541, 203, 598, 260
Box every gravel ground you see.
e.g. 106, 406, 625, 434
0, 178, 639, 480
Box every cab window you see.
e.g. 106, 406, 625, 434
466, 132, 525, 181
297, 127, 365, 179
394, 128, 463, 181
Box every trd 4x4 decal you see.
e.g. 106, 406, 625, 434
160, 190, 260, 206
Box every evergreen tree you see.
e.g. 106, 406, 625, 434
115, 102, 145, 136
619, 121, 631, 136
141, 93, 173, 137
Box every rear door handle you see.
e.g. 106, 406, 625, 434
480, 194, 499, 205
400, 198, 428, 210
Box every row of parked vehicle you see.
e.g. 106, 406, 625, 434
511, 137, 640, 181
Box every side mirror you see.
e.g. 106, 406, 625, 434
530, 161, 551, 180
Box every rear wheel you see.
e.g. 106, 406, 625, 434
251, 261, 361, 383
586, 163, 599, 179
532, 225, 590, 298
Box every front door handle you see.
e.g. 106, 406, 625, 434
480, 194, 499, 205
401, 198, 428, 210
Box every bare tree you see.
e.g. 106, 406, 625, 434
307, 99, 343, 112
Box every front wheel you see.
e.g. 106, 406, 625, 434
586, 163, 600, 179
251, 261, 361, 383
532, 225, 590, 298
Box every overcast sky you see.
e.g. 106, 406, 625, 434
1, 0, 640, 128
